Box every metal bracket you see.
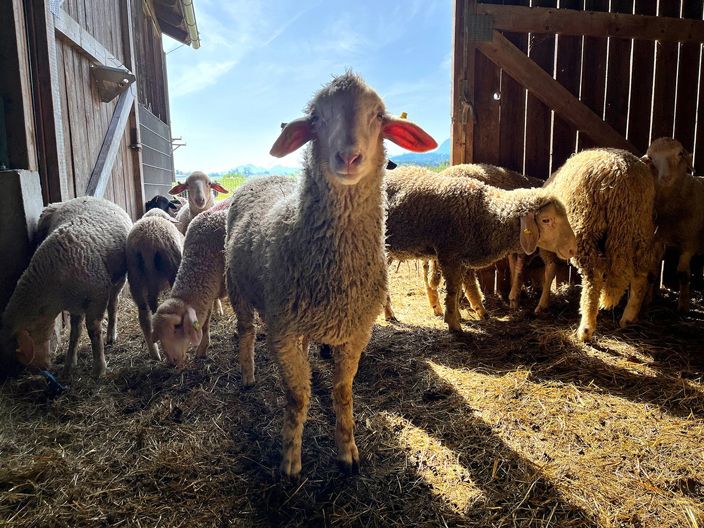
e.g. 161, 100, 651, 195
466, 14, 493, 42
90, 65, 136, 103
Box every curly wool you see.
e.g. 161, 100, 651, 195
2, 197, 132, 348
545, 149, 656, 308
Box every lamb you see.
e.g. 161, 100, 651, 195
385, 165, 577, 333
224, 72, 436, 477
169, 171, 228, 234
126, 208, 184, 360
421, 164, 545, 318
642, 137, 704, 312
151, 197, 232, 364
145, 194, 184, 217
1, 196, 132, 377
535, 149, 656, 340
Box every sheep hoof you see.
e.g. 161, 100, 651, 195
474, 308, 488, 320
337, 445, 360, 475
576, 325, 593, 342
106, 334, 116, 346
92, 363, 107, 378
677, 302, 689, 314
385, 314, 400, 324
148, 345, 161, 361
534, 305, 548, 316
279, 454, 302, 479
241, 375, 256, 389
432, 306, 443, 317
619, 317, 636, 329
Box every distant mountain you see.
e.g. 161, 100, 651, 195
389, 138, 450, 167
176, 164, 300, 179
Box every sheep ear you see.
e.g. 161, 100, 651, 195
183, 307, 203, 346
383, 116, 438, 153
16, 329, 35, 366
270, 117, 314, 157
169, 182, 188, 195
686, 152, 694, 174
209, 182, 229, 194
519, 213, 539, 255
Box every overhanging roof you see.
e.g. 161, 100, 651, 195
152, 0, 200, 49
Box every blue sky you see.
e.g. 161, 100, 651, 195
164, 0, 452, 173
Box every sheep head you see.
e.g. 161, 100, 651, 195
152, 298, 202, 367
523, 199, 577, 260
269, 72, 437, 186
13, 324, 53, 370
169, 172, 228, 214
643, 137, 693, 187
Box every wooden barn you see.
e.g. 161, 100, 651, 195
0, 0, 199, 318
453, 0, 704, 296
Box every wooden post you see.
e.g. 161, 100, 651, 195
451, 0, 477, 165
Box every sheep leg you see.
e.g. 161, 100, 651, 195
86, 313, 107, 377
535, 252, 557, 315
438, 258, 463, 332
63, 314, 84, 376
271, 331, 311, 478
195, 309, 212, 358
620, 272, 649, 327
383, 292, 398, 322
137, 304, 161, 360
423, 259, 443, 317
508, 254, 525, 312
462, 268, 487, 319
235, 301, 256, 387
331, 328, 369, 474
676, 250, 694, 313
577, 271, 605, 342
213, 299, 224, 317
106, 279, 124, 345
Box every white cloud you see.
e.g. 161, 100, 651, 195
170, 60, 236, 97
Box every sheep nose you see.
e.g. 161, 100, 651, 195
336, 151, 362, 167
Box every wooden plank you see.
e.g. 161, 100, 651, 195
473, 49, 502, 165
550, 0, 582, 172
626, 0, 656, 153
695, 44, 704, 173
524, 0, 556, 179
54, 8, 124, 68
650, 1, 681, 140
674, 0, 704, 153
577, 0, 609, 150
604, 1, 634, 137
477, 30, 637, 154
498, 0, 529, 175
451, 0, 477, 165
56, 41, 76, 198
85, 85, 135, 197
477, 3, 704, 43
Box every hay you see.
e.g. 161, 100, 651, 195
1, 262, 703, 527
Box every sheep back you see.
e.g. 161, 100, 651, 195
441, 163, 544, 189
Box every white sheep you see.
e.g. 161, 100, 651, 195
151, 198, 231, 364
1, 196, 132, 377
535, 149, 656, 340
126, 208, 184, 360
169, 171, 228, 235
224, 72, 437, 477
385, 165, 577, 332
643, 137, 704, 312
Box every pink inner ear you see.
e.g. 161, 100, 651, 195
383, 119, 438, 153
210, 182, 229, 194
169, 183, 188, 195
270, 118, 313, 158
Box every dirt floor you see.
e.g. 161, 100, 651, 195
1, 263, 704, 527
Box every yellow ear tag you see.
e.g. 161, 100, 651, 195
400, 112, 408, 119
192, 320, 201, 331
523, 228, 533, 235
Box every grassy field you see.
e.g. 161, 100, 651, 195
1, 264, 703, 527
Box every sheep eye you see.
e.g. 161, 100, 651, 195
376, 111, 384, 121
541, 218, 551, 224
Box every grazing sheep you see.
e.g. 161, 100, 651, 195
385, 165, 577, 332
1, 196, 132, 377
643, 137, 704, 312
126, 209, 184, 360
152, 198, 232, 365
145, 195, 184, 217
225, 72, 436, 477
170, 171, 229, 234
536, 149, 656, 340
423, 164, 545, 318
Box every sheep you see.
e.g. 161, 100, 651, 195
535, 149, 656, 340
385, 165, 577, 333
642, 137, 704, 313
151, 197, 232, 365
126, 208, 184, 360
145, 195, 184, 217
0, 196, 132, 377
422, 164, 545, 318
169, 171, 229, 235
224, 72, 437, 477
